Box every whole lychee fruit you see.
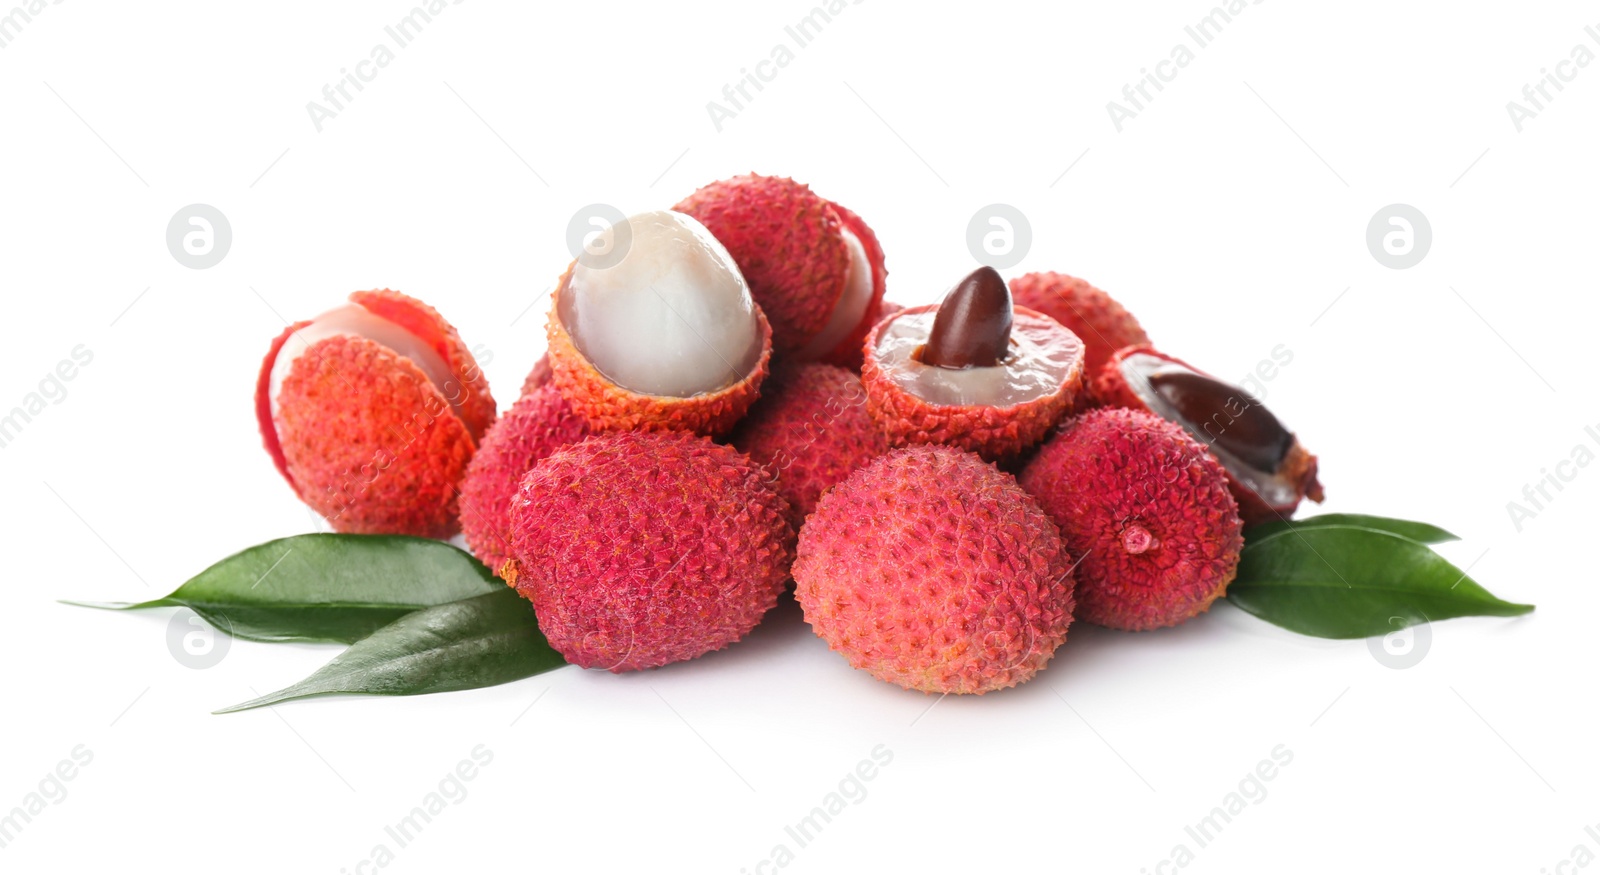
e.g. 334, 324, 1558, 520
256, 288, 495, 537
794, 446, 1075, 695
676, 174, 887, 365
458, 383, 589, 573
1094, 346, 1323, 526
862, 267, 1086, 463
1020, 408, 1244, 631
1010, 272, 1150, 374
504, 432, 793, 672
730, 363, 886, 527
546, 209, 772, 437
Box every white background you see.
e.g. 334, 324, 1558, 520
1, 1, 1595, 872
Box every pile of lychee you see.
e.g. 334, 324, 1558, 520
255, 174, 1324, 695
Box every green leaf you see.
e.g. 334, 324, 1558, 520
1228, 526, 1533, 638
1245, 513, 1459, 545
214, 589, 567, 713
63, 534, 501, 644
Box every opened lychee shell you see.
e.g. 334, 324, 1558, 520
675, 174, 886, 364
1094, 346, 1323, 526
256, 288, 494, 537
861, 303, 1085, 463
794, 445, 1075, 695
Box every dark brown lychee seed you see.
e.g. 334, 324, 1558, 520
919, 267, 1012, 369
1147, 370, 1293, 473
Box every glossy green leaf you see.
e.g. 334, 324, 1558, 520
1245, 513, 1459, 546
64, 534, 501, 644
1228, 526, 1533, 638
215, 589, 567, 713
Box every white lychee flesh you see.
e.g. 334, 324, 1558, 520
875, 309, 1081, 407
559, 210, 762, 398
797, 227, 874, 360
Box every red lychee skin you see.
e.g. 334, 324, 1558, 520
1010, 272, 1150, 376
675, 174, 887, 360
815, 201, 890, 368
545, 262, 773, 437
255, 289, 492, 538
860, 304, 1085, 464
1094, 345, 1323, 526
458, 384, 589, 574
504, 432, 794, 672
794, 446, 1075, 695
520, 354, 552, 397
1020, 408, 1243, 631
729, 364, 886, 528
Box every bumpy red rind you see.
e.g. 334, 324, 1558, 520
1020, 408, 1243, 631
730, 363, 886, 527
1010, 272, 1151, 376
794, 446, 1075, 694
458, 384, 589, 574
504, 432, 793, 672
1093, 345, 1322, 526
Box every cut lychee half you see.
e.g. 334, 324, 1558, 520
1095, 346, 1324, 526
255, 288, 495, 537
545, 209, 772, 437
862, 267, 1085, 462
675, 174, 887, 366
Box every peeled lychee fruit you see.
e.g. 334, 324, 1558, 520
1095, 346, 1323, 526
730, 363, 886, 527
862, 267, 1086, 463
794, 446, 1075, 695
1010, 272, 1150, 374
503, 431, 793, 672
1020, 408, 1243, 631
458, 383, 590, 573
256, 288, 495, 537
676, 174, 887, 365
546, 209, 772, 437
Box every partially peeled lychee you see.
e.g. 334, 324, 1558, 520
256, 288, 495, 537
545, 209, 772, 437
675, 174, 887, 365
1095, 346, 1323, 526
862, 267, 1086, 463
